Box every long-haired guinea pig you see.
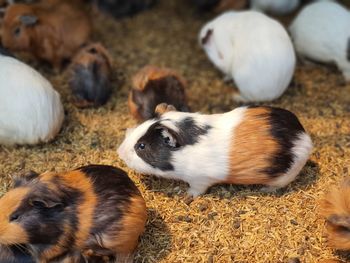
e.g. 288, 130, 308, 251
69, 43, 113, 108
118, 103, 313, 197
191, 0, 248, 12
0, 54, 64, 146
93, 0, 157, 18
2, 0, 92, 69
0, 165, 147, 263
320, 178, 350, 251
199, 11, 296, 102
128, 65, 190, 121
289, 1, 350, 81
250, 0, 300, 15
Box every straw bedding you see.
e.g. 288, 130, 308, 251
0, 1, 349, 262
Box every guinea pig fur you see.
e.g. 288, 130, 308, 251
199, 11, 296, 102
1, 0, 92, 69
128, 65, 190, 121
250, 0, 300, 15
0, 54, 64, 146
192, 0, 248, 13
69, 43, 113, 108
0, 244, 34, 263
320, 178, 350, 251
118, 104, 313, 197
0, 165, 147, 263
289, 0, 350, 81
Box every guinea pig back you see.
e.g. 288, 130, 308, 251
0, 165, 147, 262
129, 65, 189, 121
320, 178, 350, 250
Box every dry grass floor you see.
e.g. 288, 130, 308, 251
1, 1, 350, 262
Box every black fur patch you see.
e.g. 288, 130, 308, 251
96, 0, 157, 18
192, 0, 219, 11
135, 117, 211, 171
347, 38, 350, 61
262, 107, 305, 177
0, 45, 14, 58
132, 75, 189, 120
0, 245, 34, 263
201, 29, 213, 45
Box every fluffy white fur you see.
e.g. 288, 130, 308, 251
250, 0, 300, 15
0, 55, 64, 145
289, 0, 350, 81
199, 11, 296, 102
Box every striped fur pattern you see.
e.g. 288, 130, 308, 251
0, 165, 147, 263
320, 178, 350, 251
118, 105, 313, 197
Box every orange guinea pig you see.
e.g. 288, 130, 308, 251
0, 165, 147, 263
69, 43, 113, 108
320, 178, 350, 251
1, 0, 92, 69
129, 65, 190, 121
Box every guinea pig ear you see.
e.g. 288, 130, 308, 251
19, 14, 38, 26
13, 171, 39, 188
29, 198, 63, 210
156, 124, 181, 148
154, 103, 177, 117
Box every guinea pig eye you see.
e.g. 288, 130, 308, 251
137, 143, 146, 150
13, 27, 21, 37
9, 213, 20, 222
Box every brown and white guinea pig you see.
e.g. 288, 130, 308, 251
1, 0, 92, 69
320, 178, 350, 251
128, 65, 190, 121
68, 43, 113, 108
192, 0, 248, 12
0, 165, 147, 263
118, 103, 313, 197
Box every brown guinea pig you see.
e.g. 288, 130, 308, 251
68, 43, 113, 108
1, 0, 92, 69
129, 65, 190, 121
0, 165, 147, 263
320, 178, 350, 251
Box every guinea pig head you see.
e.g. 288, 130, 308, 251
2, 4, 38, 51
0, 171, 69, 246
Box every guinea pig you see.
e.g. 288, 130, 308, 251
118, 103, 313, 197
68, 43, 113, 108
93, 0, 157, 18
199, 11, 296, 102
250, 0, 300, 15
289, 0, 350, 81
0, 245, 34, 263
0, 54, 64, 146
0, 165, 147, 263
320, 178, 350, 251
128, 65, 190, 121
191, 0, 248, 12
1, 0, 92, 69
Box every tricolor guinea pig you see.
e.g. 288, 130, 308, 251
250, 0, 300, 15
199, 11, 296, 102
320, 178, 350, 251
1, 0, 92, 69
128, 65, 190, 121
0, 165, 147, 263
289, 0, 350, 81
192, 0, 248, 13
0, 54, 64, 146
68, 43, 113, 108
118, 103, 313, 197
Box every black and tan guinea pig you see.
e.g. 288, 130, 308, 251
320, 178, 350, 251
0, 165, 147, 263
192, 0, 248, 12
92, 0, 157, 18
118, 103, 313, 197
128, 65, 190, 121
68, 43, 113, 108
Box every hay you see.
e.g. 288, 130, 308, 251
1, 1, 350, 262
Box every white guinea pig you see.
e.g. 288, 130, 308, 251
289, 0, 350, 81
118, 103, 312, 197
0, 54, 64, 145
199, 11, 296, 102
250, 0, 300, 15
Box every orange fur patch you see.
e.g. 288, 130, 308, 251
320, 179, 350, 250
0, 187, 29, 245
128, 92, 142, 121
227, 107, 278, 185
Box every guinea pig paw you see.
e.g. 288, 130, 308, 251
187, 185, 208, 198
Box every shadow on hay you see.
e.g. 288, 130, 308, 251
135, 209, 172, 263
139, 160, 321, 198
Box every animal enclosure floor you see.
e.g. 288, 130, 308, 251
0, 1, 350, 262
